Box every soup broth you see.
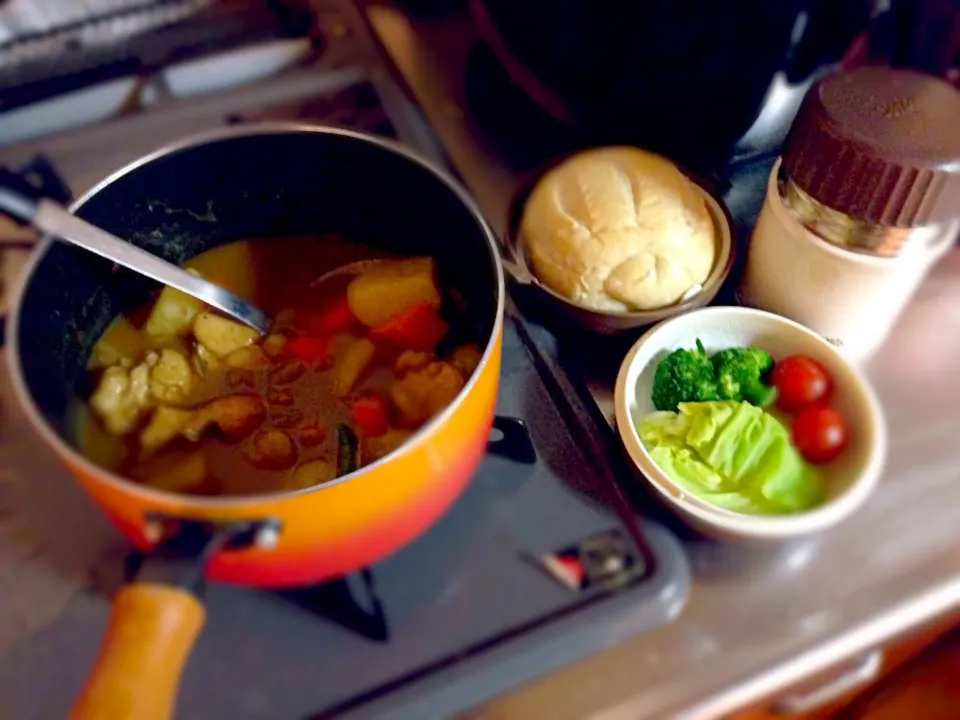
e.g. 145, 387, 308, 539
77, 235, 482, 497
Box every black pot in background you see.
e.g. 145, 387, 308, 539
474, 0, 876, 172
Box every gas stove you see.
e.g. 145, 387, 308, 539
0, 2, 689, 718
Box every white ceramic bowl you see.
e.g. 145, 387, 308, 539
614, 307, 887, 541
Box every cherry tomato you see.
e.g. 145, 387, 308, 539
770, 355, 832, 413
792, 406, 848, 464
302, 294, 356, 335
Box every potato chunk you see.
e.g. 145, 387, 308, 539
181, 395, 265, 441
192, 344, 220, 376
140, 406, 193, 453
266, 388, 293, 406
272, 410, 304, 429
448, 343, 483, 380
269, 361, 305, 385
193, 312, 259, 357
347, 257, 441, 327
144, 451, 208, 494
394, 350, 430, 376
223, 345, 270, 370
144, 274, 205, 340
149, 349, 196, 405
262, 334, 287, 359
365, 429, 412, 463
285, 459, 336, 490
390, 361, 464, 426
299, 423, 324, 448
333, 338, 375, 397
245, 430, 298, 470
88, 317, 145, 370
90, 363, 152, 435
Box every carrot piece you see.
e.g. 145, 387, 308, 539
285, 336, 330, 363
350, 395, 390, 438
304, 295, 356, 335
369, 302, 448, 352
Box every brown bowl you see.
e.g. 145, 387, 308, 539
503, 151, 735, 334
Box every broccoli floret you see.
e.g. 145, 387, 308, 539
651, 339, 719, 411
711, 347, 776, 407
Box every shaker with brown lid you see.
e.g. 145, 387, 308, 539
740, 66, 960, 362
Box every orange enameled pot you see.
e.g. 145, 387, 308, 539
6, 125, 504, 719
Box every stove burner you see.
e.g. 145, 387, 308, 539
578, 529, 639, 588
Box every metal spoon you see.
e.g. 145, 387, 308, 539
310, 258, 391, 287
0, 182, 271, 335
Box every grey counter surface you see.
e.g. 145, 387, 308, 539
363, 5, 960, 719
0, 6, 959, 719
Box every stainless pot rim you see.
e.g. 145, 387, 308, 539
5, 122, 506, 508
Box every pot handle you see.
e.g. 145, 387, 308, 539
0, 156, 72, 224
71, 583, 205, 720
500, 254, 534, 286
70, 517, 270, 720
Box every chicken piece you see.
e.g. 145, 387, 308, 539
262, 334, 287, 359
90, 362, 152, 435
181, 395, 265, 441
193, 312, 260, 357
140, 406, 193, 453
192, 344, 220, 377
390, 362, 465, 426
394, 350, 430, 376
365, 429, 412, 463
88, 317, 145, 370
333, 338, 375, 397
448, 343, 483, 380
244, 429, 298, 470
284, 459, 336, 491
299, 423, 324, 448
143, 273, 206, 340
149, 349, 196, 405
223, 345, 270, 370
269, 361, 305, 386
143, 451, 208, 494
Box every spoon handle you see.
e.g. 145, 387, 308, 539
0, 163, 270, 336
32, 200, 270, 335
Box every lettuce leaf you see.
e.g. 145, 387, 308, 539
638, 401, 822, 515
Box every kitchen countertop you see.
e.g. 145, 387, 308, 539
362, 5, 960, 719
0, 6, 958, 719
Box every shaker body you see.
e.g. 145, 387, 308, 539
740, 160, 957, 363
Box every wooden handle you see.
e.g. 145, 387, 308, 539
71, 583, 205, 720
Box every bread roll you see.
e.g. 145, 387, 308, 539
519, 147, 716, 312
